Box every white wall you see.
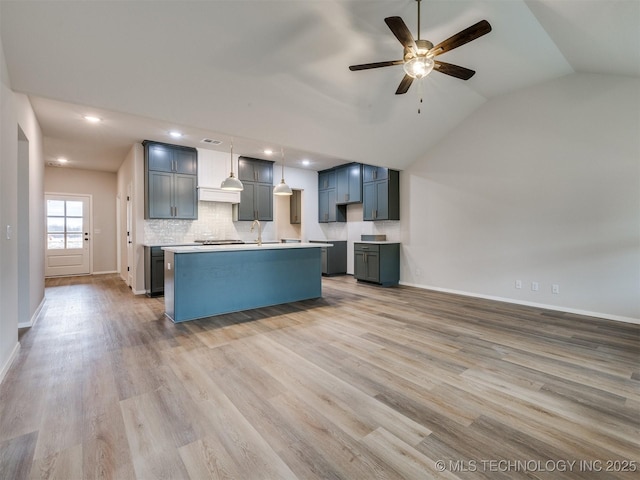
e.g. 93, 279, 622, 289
401, 73, 640, 322
272, 165, 323, 242
116, 143, 146, 294
0, 27, 45, 383
44, 167, 118, 273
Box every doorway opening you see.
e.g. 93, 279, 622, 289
44, 193, 92, 276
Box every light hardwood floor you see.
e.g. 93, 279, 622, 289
0, 274, 638, 479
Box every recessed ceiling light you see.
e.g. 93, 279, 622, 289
169, 131, 183, 138
57, 157, 68, 163
264, 149, 273, 156
83, 115, 101, 123
302, 159, 311, 166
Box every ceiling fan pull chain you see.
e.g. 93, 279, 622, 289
417, 78, 423, 114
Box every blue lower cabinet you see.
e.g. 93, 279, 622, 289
354, 243, 400, 286
164, 248, 322, 322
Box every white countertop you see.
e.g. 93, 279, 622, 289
355, 241, 401, 244
144, 242, 199, 248
163, 242, 333, 253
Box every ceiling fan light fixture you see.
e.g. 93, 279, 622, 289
403, 56, 434, 79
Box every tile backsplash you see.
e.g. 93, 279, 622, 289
144, 202, 237, 244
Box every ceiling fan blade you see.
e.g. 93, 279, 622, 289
384, 16, 416, 50
434, 61, 476, 80
430, 20, 492, 57
349, 60, 403, 71
395, 74, 414, 95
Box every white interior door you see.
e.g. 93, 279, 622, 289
45, 194, 91, 277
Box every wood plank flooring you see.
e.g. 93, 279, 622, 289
0, 274, 638, 479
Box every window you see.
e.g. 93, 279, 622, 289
46, 199, 84, 250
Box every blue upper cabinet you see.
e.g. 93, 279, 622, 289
318, 169, 345, 223
362, 166, 399, 221
238, 157, 273, 184
335, 163, 362, 205
144, 141, 198, 220
318, 162, 399, 223
318, 169, 336, 190
363, 164, 389, 183
237, 157, 274, 221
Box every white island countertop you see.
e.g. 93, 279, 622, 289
163, 242, 333, 254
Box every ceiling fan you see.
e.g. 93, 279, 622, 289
349, 0, 492, 95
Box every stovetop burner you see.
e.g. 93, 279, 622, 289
194, 239, 245, 245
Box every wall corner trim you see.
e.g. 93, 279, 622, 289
0, 342, 21, 386
17, 297, 46, 329
398, 282, 640, 325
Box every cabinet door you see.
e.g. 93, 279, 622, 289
290, 190, 301, 224
238, 182, 256, 220
318, 189, 329, 222
336, 166, 349, 203
238, 158, 273, 183
363, 165, 388, 183
354, 251, 367, 280
174, 148, 197, 175
326, 188, 337, 222
256, 161, 273, 184
375, 180, 389, 220
174, 174, 198, 219
148, 171, 173, 218
363, 182, 376, 220
256, 183, 273, 221
347, 163, 362, 203
238, 158, 255, 182
336, 165, 362, 204
366, 252, 380, 282
147, 143, 174, 172
318, 170, 335, 190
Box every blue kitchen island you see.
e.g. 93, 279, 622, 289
162, 243, 330, 322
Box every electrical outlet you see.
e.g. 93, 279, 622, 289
552, 284, 560, 294
515, 280, 522, 289
531, 281, 539, 292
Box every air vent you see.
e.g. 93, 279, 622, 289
201, 138, 222, 145
47, 161, 63, 167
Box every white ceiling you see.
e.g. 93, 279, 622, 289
1, 0, 638, 173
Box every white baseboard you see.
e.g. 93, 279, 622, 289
93, 270, 118, 275
0, 342, 20, 386
17, 296, 46, 329
399, 282, 640, 325
132, 288, 147, 295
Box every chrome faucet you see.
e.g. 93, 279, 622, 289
250, 219, 262, 246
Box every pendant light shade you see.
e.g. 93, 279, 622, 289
221, 142, 243, 191
273, 147, 292, 196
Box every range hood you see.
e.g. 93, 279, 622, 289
198, 187, 240, 204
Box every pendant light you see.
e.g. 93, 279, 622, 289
273, 147, 292, 196
220, 141, 243, 191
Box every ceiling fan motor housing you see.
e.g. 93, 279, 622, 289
416, 39, 434, 56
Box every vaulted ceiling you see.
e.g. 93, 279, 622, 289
1, 0, 638, 172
